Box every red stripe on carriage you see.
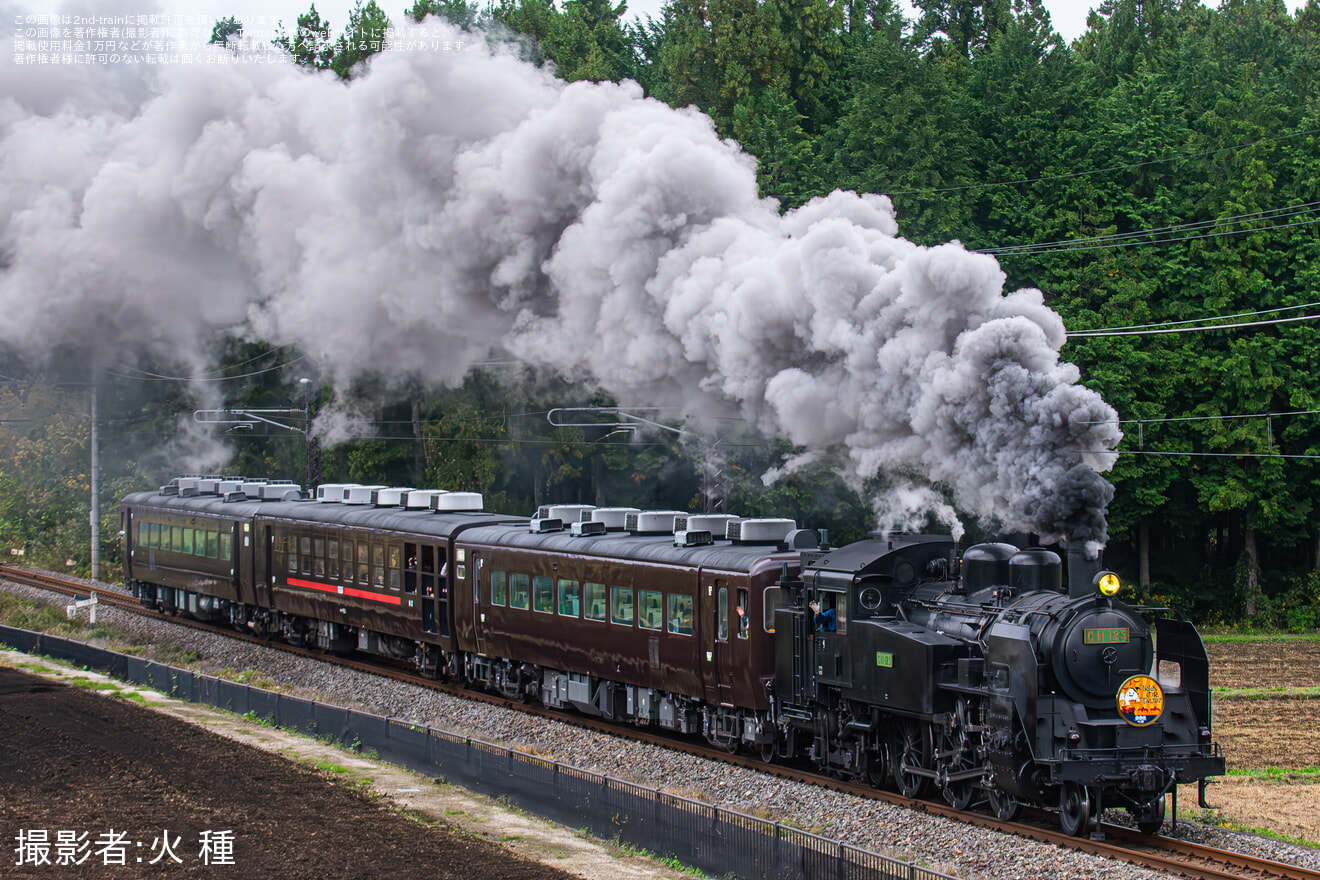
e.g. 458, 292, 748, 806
286, 577, 403, 606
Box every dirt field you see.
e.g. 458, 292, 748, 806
1198, 638, 1320, 844
0, 664, 587, 880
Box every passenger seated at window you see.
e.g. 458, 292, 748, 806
809, 598, 837, 632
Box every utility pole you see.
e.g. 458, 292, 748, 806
89, 374, 100, 582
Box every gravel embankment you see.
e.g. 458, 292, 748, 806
3, 576, 1317, 880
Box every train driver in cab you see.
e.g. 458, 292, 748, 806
808, 597, 837, 631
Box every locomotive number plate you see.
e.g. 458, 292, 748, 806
875, 652, 893, 668
1084, 627, 1130, 645
1116, 674, 1164, 726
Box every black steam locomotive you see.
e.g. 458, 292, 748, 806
120, 476, 1223, 836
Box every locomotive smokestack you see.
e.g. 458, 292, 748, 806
1067, 541, 1103, 599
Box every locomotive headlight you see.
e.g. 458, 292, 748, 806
1094, 571, 1122, 597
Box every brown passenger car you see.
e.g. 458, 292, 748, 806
451, 523, 798, 713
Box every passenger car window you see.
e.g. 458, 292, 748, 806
533, 576, 554, 613
763, 587, 787, 633
490, 571, 507, 606
584, 583, 607, 621
668, 594, 693, 636
510, 573, 530, 610
558, 579, 580, 617
717, 587, 728, 642
610, 586, 633, 625
638, 590, 662, 631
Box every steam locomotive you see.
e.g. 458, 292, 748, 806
120, 476, 1223, 836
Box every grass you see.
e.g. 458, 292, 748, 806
1203, 632, 1320, 643
1195, 810, 1320, 847
313, 760, 350, 774
611, 839, 705, 877
65, 676, 120, 691
0, 592, 203, 665
1213, 686, 1320, 700
1226, 767, 1320, 783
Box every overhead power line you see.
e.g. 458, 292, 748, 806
980, 204, 1320, 257
1069, 313, 1320, 337
1075, 301, 1320, 334
979, 201, 1320, 254
106, 355, 305, 383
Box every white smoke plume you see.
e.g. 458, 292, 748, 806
0, 2, 1121, 542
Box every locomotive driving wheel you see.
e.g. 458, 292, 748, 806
1059, 782, 1094, 837
986, 788, 1022, 822
864, 742, 889, 788
891, 720, 931, 798
939, 701, 977, 811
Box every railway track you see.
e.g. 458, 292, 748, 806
2, 563, 1315, 880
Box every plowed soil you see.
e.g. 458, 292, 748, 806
1205, 639, 1320, 770
1200, 639, 1320, 844
0, 665, 577, 879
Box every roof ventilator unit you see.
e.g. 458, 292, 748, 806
175, 475, 220, 495
216, 479, 246, 495
371, 487, 415, 507
432, 492, 483, 512
626, 510, 686, 536
222, 491, 248, 503
530, 504, 595, 533
728, 518, 797, 545
316, 483, 361, 502
343, 485, 388, 505
403, 490, 446, 509
256, 481, 300, 501
674, 514, 739, 539
570, 520, 607, 537
240, 481, 270, 499
588, 507, 641, 531
532, 518, 565, 534
674, 529, 714, 547
196, 477, 240, 495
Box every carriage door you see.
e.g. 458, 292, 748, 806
472, 553, 489, 653
703, 577, 736, 706
123, 508, 135, 581
419, 544, 439, 635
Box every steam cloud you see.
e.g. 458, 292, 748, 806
0, 3, 1121, 543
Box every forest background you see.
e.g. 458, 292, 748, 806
3, 0, 1320, 630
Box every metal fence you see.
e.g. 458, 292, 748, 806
0, 625, 957, 880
